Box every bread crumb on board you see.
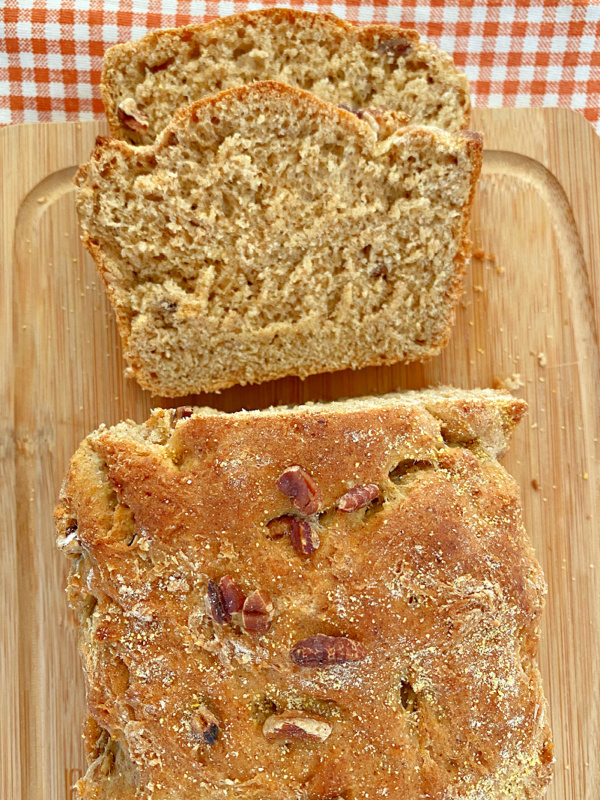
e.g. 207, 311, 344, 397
472, 247, 496, 262
472, 247, 505, 274
493, 373, 524, 391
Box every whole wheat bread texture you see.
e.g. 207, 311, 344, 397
102, 8, 470, 146
55, 388, 553, 800
76, 82, 482, 397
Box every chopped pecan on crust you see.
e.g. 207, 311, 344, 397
290, 634, 366, 667
190, 705, 220, 745
290, 518, 320, 556
243, 590, 274, 634
57, 521, 82, 555
173, 405, 194, 422
338, 484, 380, 512
206, 579, 231, 625
219, 575, 246, 613
263, 711, 332, 743
276, 465, 322, 515
117, 98, 150, 133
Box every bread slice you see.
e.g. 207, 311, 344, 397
55, 388, 553, 800
76, 82, 482, 397
101, 8, 470, 146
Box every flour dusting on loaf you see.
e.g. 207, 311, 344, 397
55, 388, 553, 799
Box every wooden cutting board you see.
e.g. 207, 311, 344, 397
1, 109, 599, 800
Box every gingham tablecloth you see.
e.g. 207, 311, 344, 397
1, 1, 599, 133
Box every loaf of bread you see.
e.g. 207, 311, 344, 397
76, 82, 482, 397
102, 8, 470, 146
55, 388, 553, 800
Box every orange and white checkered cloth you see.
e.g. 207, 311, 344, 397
1, 1, 599, 133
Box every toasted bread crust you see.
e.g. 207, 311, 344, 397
55, 389, 552, 800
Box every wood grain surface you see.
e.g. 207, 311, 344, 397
1, 109, 599, 800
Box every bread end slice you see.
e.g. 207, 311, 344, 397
101, 8, 470, 145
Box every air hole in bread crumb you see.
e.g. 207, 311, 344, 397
82, 593, 97, 620
251, 696, 278, 724
288, 695, 341, 719
148, 56, 175, 74
328, 789, 353, 800
107, 502, 137, 546
363, 494, 387, 520
265, 515, 293, 540
111, 656, 131, 696
399, 679, 419, 713
232, 41, 254, 59
439, 429, 478, 451
99, 158, 117, 179
389, 459, 433, 484
89, 728, 118, 779
406, 593, 424, 607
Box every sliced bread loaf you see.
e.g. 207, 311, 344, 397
76, 82, 482, 397
102, 8, 470, 145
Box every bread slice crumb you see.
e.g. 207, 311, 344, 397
76, 82, 482, 396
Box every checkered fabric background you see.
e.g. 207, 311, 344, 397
1, 1, 600, 133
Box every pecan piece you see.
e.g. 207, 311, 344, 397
173, 405, 194, 422
290, 518, 320, 556
263, 711, 332, 743
276, 465, 322, 515
219, 575, 246, 613
117, 98, 150, 133
354, 109, 383, 134
206, 579, 231, 625
290, 634, 366, 667
190, 705, 220, 745
57, 522, 82, 555
243, 590, 274, 634
371, 264, 388, 279
377, 37, 412, 58
338, 484, 380, 512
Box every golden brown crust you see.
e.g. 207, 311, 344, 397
55, 390, 553, 799
101, 9, 469, 144
76, 82, 483, 397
